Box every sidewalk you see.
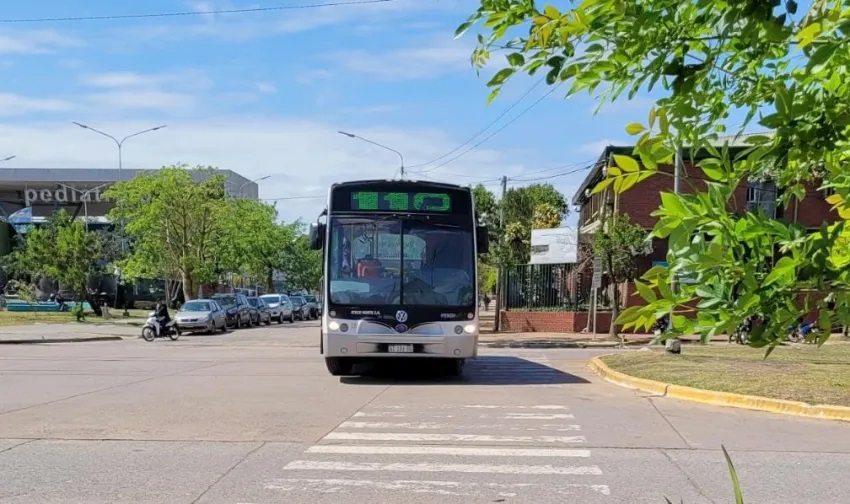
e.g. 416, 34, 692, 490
479, 331, 729, 348
0, 322, 140, 344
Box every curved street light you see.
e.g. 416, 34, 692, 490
238, 175, 270, 198
0, 155, 16, 163
338, 130, 405, 179
72, 122, 167, 181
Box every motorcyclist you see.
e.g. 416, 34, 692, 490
154, 298, 171, 333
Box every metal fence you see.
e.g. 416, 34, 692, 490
503, 263, 585, 311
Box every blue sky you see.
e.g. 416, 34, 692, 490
0, 0, 673, 224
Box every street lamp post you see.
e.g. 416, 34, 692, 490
72, 122, 167, 181
238, 175, 270, 198
0, 155, 15, 163
338, 130, 405, 179
58, 183, 109, 232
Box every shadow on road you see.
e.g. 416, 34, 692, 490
340, 355, 590, 386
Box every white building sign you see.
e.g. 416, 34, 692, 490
530, 227, 578, 264
24, 185, 107, 206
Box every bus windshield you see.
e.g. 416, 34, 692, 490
329, 217, 474, 307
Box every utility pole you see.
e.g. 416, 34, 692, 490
494, 175, 508, 332
666, 144, 683, 352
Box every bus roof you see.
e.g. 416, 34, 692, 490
329, 179, 470, 192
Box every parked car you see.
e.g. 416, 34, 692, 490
211, 293, 252, 328
290, 295, 308, 320
174, 299, 227, 334
304, 294, 320, 318
260, 293, 294, 323
247, 296, 271, 325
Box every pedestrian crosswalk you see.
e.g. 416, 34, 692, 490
264, 354, 610, 502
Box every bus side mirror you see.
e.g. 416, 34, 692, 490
309, 223, 325, 250
476, 225, 489, 254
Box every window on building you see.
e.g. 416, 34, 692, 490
745, 180, 777, 218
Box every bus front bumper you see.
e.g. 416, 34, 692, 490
323, 333, 478, 359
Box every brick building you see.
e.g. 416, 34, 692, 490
500, 140, 838, 333
571, 142, 836, 332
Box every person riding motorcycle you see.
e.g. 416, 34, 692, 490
154, 299, 171, 334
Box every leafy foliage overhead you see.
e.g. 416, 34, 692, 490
461, 0, 850, 352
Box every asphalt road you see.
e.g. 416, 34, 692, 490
1, 322, 849, 503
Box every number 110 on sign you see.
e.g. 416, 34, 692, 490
383, 192, 408, 210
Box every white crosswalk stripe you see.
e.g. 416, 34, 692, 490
267, 354, 610, 501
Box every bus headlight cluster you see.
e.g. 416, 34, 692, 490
328, 321, 349, 332
463, 324, 477, 334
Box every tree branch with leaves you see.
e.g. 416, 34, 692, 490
461, 0, 850, 354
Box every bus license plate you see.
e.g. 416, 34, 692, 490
388, 344, 414, 353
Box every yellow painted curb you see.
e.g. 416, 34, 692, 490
588, 355, 850, 423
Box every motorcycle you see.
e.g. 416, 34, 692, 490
141, 312, 181, 341
730, 316, 752, 345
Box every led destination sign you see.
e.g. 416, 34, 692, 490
350, 191, 452, 213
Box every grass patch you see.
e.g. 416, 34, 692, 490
600, 343, 850, 407
0, 308, 149, 326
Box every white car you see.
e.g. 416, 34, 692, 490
174, 299, 228, 333
259, 293, 295, 324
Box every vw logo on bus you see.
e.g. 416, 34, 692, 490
395, 310, 408, 323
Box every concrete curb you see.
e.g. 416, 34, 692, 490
0, 335, 127, 345
481, 340, 645, 349
588, 355, 850, 423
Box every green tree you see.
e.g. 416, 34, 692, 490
279, 225, 322, 293
219, 199, 295, 292
104, 165, 228, 301
592, 213, 649, 340
532, 202, 562, 229
461, 1, 850, 350
501, 184, 568, 263
478, 262, 498, 294
18, 210, 105, 318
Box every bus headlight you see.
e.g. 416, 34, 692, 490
327, 321, 349, 332
464, 324, 477, 334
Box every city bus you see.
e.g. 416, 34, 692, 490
309, 179, 489, 376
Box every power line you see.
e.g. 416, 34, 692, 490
0, 0, 393, 23
408, 78, 545, 171
511, 163, 597, 183
262, 195, 326, 202
509, 158, 597, 181
413, 83, 564, 174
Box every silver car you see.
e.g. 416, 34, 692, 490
175, 299, 228, 333
259, 293, 295, 324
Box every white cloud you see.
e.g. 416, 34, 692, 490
0, 116, 545, 223
0, 93, 75, 116
84, 91, 198, 112
114, 0, 468, 45
296, 69, 333, 84
75, 70, 211, 112
255, 82, 277, 94
313, 36, 473, 82
79, 70, 212, 91
574, 139, 627, 156
0, 29, 82, 54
